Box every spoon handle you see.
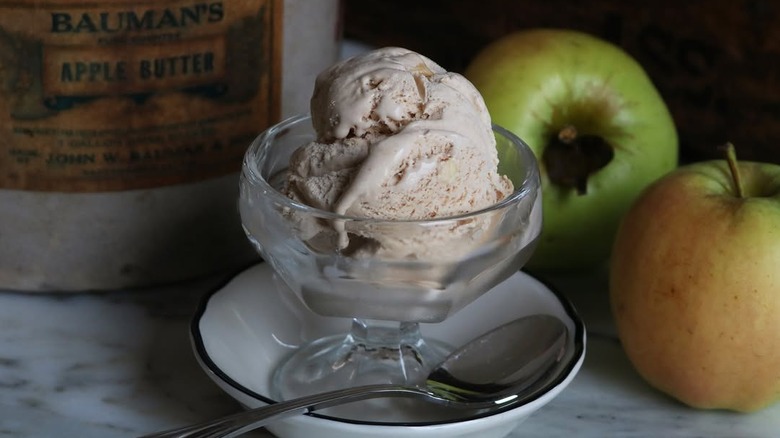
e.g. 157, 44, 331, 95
140, 384, 421, 438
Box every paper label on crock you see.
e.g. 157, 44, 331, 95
0, 0, 282, 192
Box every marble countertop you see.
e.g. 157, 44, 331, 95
2, 266, 779, 438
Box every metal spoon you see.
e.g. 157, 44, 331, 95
142, 314, 568, 438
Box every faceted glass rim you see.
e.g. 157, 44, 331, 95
241, 113, 541, 225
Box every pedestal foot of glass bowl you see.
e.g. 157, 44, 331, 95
273, 318, 452, 400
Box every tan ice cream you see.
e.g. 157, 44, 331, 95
284, 47, 514, 258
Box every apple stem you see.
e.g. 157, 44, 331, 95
724, 142, 744, 198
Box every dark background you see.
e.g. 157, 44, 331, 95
344, 0, 780, 165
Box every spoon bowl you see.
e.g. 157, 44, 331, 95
144, 314, 568, 438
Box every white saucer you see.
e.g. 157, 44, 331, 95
191, 263, 586, 438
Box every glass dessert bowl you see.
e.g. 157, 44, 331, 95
239, 114, 542, 402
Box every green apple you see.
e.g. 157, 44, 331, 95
465, 28, 678, 273
610, 145, 780, 412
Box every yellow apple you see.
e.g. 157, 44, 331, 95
610, 145, 780, 412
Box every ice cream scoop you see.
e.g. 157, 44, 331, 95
285, 47, 515, 257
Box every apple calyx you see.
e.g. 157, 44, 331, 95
723, 142, 744, 199
542, 124, 614, 195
